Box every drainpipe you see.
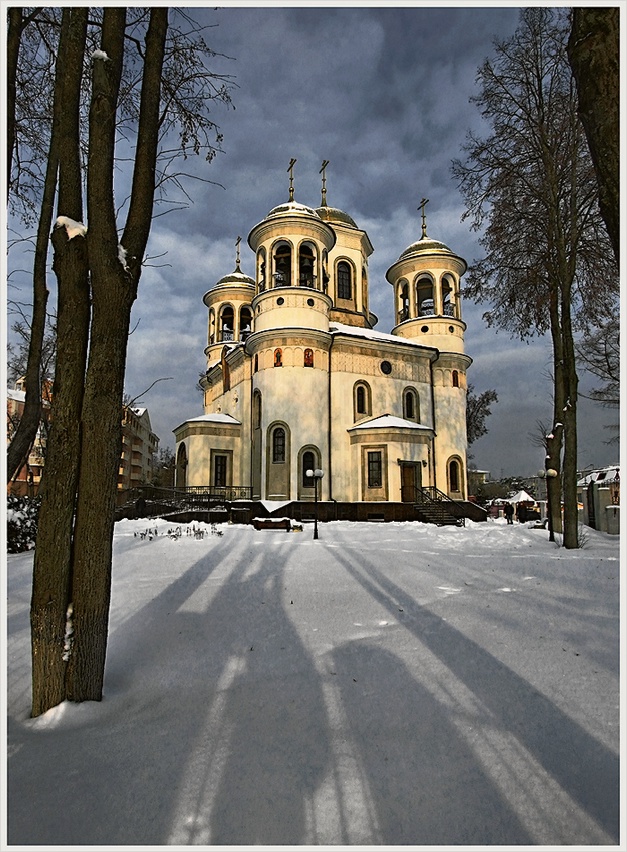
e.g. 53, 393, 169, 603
327, 334, 334, 501
429, 351, 439, 489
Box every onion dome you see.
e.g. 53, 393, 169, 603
264, 200, 322, 220
399, 233, 456, 260
213, 262, 255, 288
394, 232, 467, 276
315, 204, 358, 229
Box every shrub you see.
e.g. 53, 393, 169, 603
6, 495, 41, 553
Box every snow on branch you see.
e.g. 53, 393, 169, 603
54, 216, 87, 239
91, 49, 110, 62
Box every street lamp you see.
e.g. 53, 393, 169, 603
306, 468, 324, 539
538, 466, 559, 542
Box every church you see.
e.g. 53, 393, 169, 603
173, 163, 472, 515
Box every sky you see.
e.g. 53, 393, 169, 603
5, 2, 622, 479
6, 516, 621, 845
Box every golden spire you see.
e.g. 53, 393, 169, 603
418, 197, 429, 238
287, 158, 297, 202
320, 159, 330, 207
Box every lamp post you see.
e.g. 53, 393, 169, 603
538, 466, 559, 542
306, 468, 324, 539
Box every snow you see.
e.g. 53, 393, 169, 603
329, 320, 434, 349
53, 216, 87, 239
118, 243, 129, 270
173, 412, 241, 431
91, 49, 110, 62
508, 489, 535, 504
349, 413, 432, 431
5, 517, 622, 846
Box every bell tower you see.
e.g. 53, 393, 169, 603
386, 199, 467, 354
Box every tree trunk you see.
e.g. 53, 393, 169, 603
30, 8, 90, 718
31, 6, 169, 712
65, 271, 134, 701
561, 279, 579, 549
31, 229, 90, 717
568, 8, 620, 264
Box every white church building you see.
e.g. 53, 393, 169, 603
173, 165, 473, 514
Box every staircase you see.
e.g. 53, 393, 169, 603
413, 487, 465, 527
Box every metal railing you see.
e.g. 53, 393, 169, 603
121, 484, 253, 511
413, 486, 467, 525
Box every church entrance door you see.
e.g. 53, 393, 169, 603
400, 462, 421, 502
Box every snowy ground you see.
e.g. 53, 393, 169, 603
5, 518, 622, 847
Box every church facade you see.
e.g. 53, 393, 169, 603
173, 167, 472, 506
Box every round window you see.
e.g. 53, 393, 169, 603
421, 325, 429, 333
277, 297, 285, 306
449, 325, 455, 333
307, 298, 315, 306
380, 360, 392, 375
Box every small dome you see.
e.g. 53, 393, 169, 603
398, 233, 455, 260
214, 264, 255, 288
265, 200, 322, 220
316, 205, 358, 229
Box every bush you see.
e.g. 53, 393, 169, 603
6, 495, 41, 553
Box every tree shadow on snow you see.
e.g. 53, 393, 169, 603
331, 640, 532, 844
8, 532, 332, 846
330, 546, 619, 844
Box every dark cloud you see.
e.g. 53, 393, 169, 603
9, 4, 616, 480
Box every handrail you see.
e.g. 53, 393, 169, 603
414, 486, 467, 526
122, 484, 253, 507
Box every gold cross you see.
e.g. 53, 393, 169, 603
320, 160, 330, 206
418, 198, 429, 238
287, 158, 297, 201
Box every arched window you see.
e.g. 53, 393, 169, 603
304, 348, 314, 367
240, 306, 253, 341
273, 242, 291, 287
337, 261, 352, 300
257, 248, 267, 292
299, 243, 315, 287
219, 305, 234, 341
272, 427, 286, 463
398, 281, 409, 322
253, 390, 262, 428
176, 443, 187, 488
452, 370, 459, 388
254, 353, 259, 373
448, 458, 461, 493
354, 381, 371, 419
442, 275, 455, 317
403, 388, 419, 422
209, 308, 216, 345
274, 348, 282, 367
322, 250, 329, 293
416, 277, 434, 316
302, 451, 315, 486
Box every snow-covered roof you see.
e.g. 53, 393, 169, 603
509, 489, 535, 504
577, 466, 620, 487
348, 414, 432, 432
329, 322, 435, 350
173, 412, 241, 433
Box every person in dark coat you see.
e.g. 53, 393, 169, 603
503, 502, 514, 524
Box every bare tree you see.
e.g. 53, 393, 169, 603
452, 7, 618, 547
576, 317, 620, 445
26, 8, 235, 715
466, 384, 498, 446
